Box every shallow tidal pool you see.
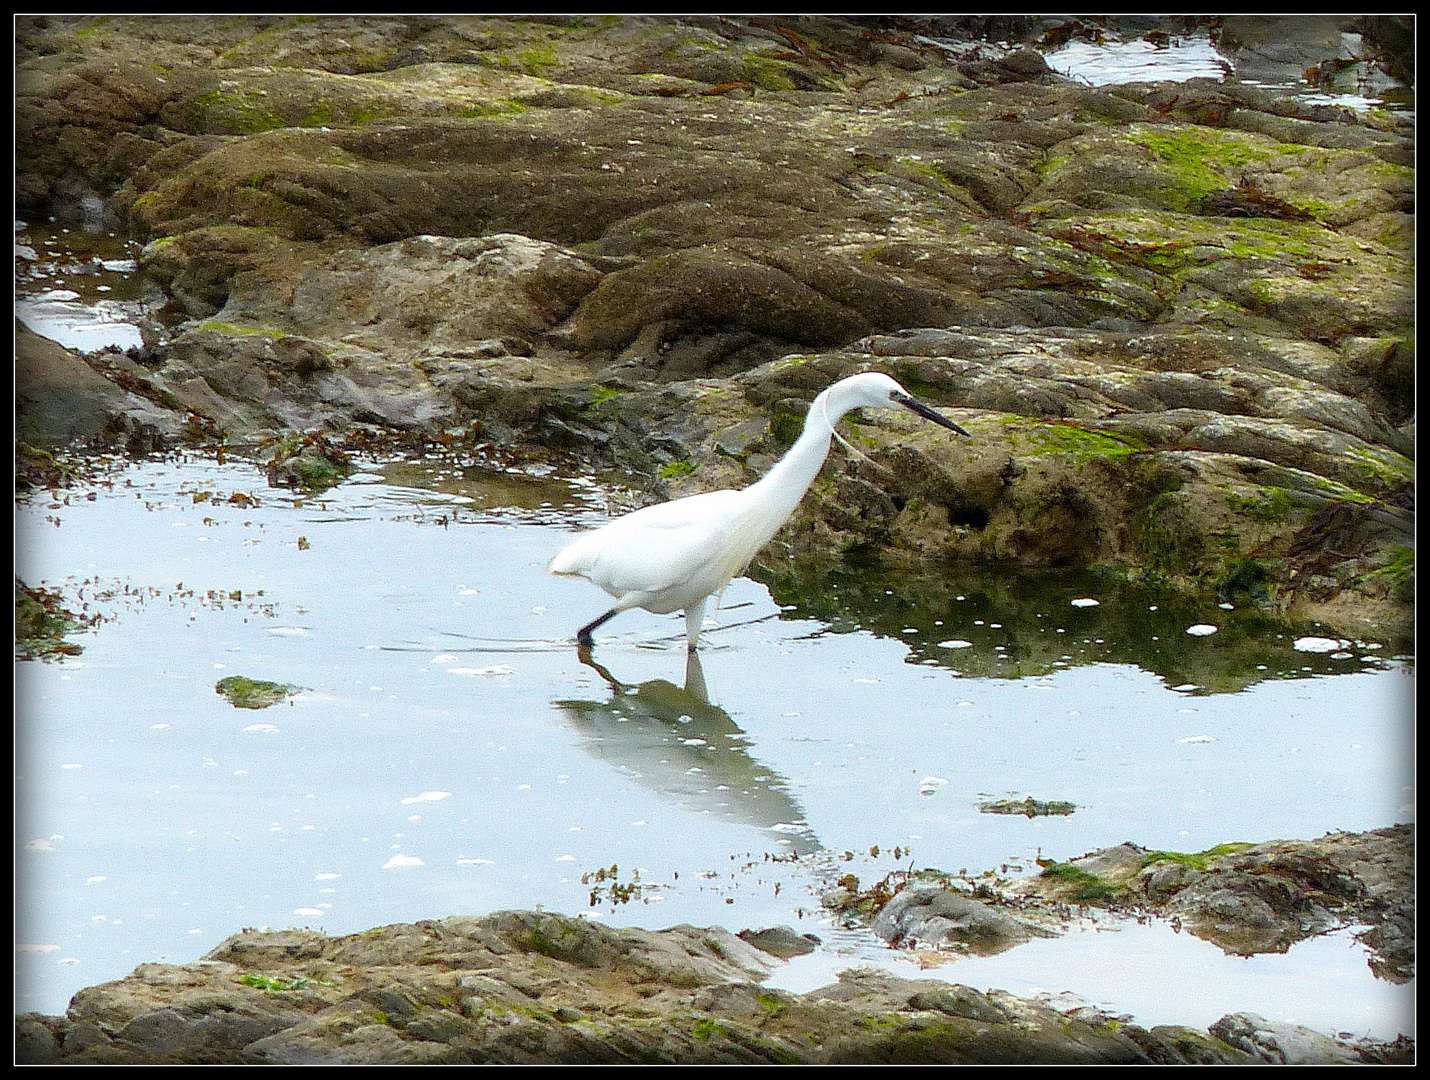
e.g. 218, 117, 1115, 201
15, 454, 1414, 1040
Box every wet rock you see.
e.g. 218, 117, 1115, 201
1209, 1012, 1359, 1065
1013, 825, 1414, 978
560, 244, 947, 355
15, 324, 188, 451
870, 886, 1054, 955
14, 1013, 62, 1064
737, 926, 821, 959
806, 828, 1412, 1063
1128, 1024, 1258, 1065
260, 430, 355, 492
140, 226, 310, 320
214, 676, 298, 709
11, 15, 1414, 641
13, 910, 1269, 1064
722, 338, 1411, 639
114, 1001, 298, 1061
277, 234, 605, 351
16, 823, 1412, 1064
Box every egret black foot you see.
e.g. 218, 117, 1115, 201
575, 607, 618, 650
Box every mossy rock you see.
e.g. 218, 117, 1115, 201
215, 675, 297, 709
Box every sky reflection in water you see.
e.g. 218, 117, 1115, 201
16, 457, 1413, 1040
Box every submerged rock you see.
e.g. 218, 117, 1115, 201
213, 676, 298, 709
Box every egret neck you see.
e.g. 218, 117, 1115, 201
735, 384, 848, 543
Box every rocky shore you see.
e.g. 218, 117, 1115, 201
16, 15, 1413, 642
15, 16, 1414, 1064
15, 827, 1413, 1064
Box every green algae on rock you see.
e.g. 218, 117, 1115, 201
13, 15, 1414, 641
215, 675, 297, 709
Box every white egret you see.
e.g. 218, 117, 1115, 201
548, 371, 970, 649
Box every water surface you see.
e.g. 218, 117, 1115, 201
16, 456, 1413, 1041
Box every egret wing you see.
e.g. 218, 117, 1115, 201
549, 491, 744, 599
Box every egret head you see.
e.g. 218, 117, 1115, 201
833, 372, 971, 437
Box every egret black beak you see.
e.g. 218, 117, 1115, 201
893, 392, 970, 437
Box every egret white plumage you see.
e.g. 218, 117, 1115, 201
548, 371, 970, 649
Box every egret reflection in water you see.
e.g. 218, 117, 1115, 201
555, 649, 821, 855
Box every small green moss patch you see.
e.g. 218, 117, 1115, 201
658, 460, 696, 479
1021, 422, 1144, 460
216, 675, 296, 709
239, 972, 336, 991
1038, 862, 1121, 902
195, 320, 287, 339
1139, 842, 1255, 872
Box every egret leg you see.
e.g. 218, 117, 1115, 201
684, 597, 708, 650
576, 607, 620, 648
683, 649, 708, 700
